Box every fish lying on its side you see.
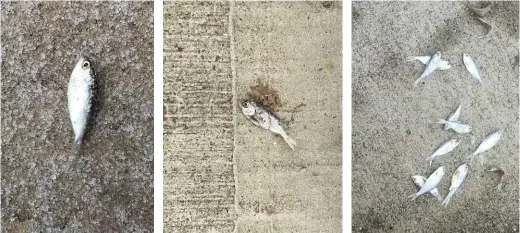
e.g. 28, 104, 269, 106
469, 130, 501, 166
463, 53, 482, 84
67, 56, 95, 146
445, 104, 461, 130
442, 164, 469, 207
408, 166, 445, 200
408, 51, 451, 86
411, 175, 443, 202
426, 139, 460, 166
240, 100, 296, 150
437, 119, 472, 134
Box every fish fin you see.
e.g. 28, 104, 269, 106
408, 193, 418, 200
426, 156, 433, 166
407, 56, 431, 65
479, 154, 486, 167
441, 191, 454, 207
437, 60, 451, 70
413, 77, 423, 86
437, 119, 448, 126
280, 132, 296, 150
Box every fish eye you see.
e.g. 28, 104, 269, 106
82, 61, 90, 70
242, 101, 249, 108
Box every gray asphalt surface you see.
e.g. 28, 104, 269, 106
352, 2, 518, 233
1, 2, 154, 232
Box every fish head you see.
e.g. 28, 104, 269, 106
411, 175, 425, 185
459, 163, 469, 173
240, 100, 257, 117
435, 166, 446, 176
451, 139, 461, 146
462, 53, 471, 64
463, 125, 472, 133
72, 56, 94, 80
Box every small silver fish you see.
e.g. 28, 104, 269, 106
442, 163, 469, 206
463, 53, 482, 84
411, 175, 443, 202
437, 119, 472, 134
445, 104, 461, 130
408, 51, 451, 86
469, 130, 502, 166
408, 166, 445, 200
67, 56, 95, 146
426, 139, 460, 166
240, 100, 296, 150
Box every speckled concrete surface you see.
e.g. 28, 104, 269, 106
1, 2, 154, 232
233, 2, 342, 232
352, 2, 518, 233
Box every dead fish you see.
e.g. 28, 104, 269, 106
442, 163, 469, 207
468, 3, 491, 17
469, 130, 502, 166
408, 51, 451, 86
445, 104, 461, 130
476, 17, 492, 38
408, 166, 445, 200
487, 166, 505, 191
240, 100, 296, 150
463, 53, 482, 84
426, 139, 460, 166
411, 175, 443, 202
437, 119, 472, 134
68, 56, 95, 146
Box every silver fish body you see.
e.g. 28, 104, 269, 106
426, 139, 460, 166
442, 163, 469, 206
469, 130, 501, 166
463, 53, 482, 84
240, 101, 296, 150
409, 166, 445, 200
411, 175, 443, 202
410, 51, 451, 86
67, 57, 95, 146
438, 119, 472, 134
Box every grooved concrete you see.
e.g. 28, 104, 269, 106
1, 2, 154, 232
163, 1, 236, 232
352, 2, 518, 232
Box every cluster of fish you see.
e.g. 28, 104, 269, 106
408, 51, 481, 86
240, 100, 296, 150
409, 105, 502, 206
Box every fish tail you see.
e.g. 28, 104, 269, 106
426, 156, 434, 166
434, 192, 444, 202
406, 56, 416, 62
408, 193, 418, 200
413, 77, 423, 86
441, 191, 454, 207
436, 119, 447, 124
281, 134, 296, 150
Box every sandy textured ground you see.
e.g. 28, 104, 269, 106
352, 2, 518, 233
1, 2, 154, 232
164, 1, 341, 232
